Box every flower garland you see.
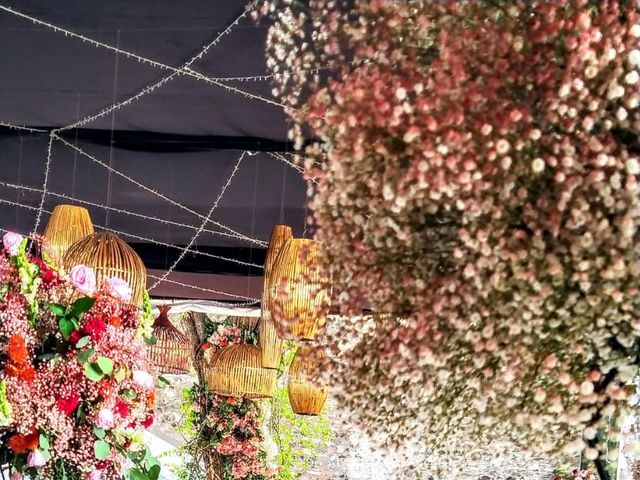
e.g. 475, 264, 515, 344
182, 319, 277, 480
259, 0, 640, 473
0, 232, 159, 480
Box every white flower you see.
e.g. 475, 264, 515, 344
496, 139, 510, 154
626, 158, 640, 175
585, 65, 598, 79
616, 107, 628, 121
559, 84, 571, 98
532, 158, 545, 173
628, 49, 640, 66
625, 70, 639, 85
395, 87, 407, 101
632, 24, 640, 38
580, 380, 594, 395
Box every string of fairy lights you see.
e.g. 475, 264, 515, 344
0, 2, 311, 303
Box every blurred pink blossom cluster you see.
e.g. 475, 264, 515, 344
259, 0, 640, 468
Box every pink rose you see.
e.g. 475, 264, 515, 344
105, 277, 132, 302
3, 232, 24, 256
10, 473, 22, 480
69, 265, 97, 295
132, 370, 154, 391
27, 449, 47, 468
95, 408, 115, 429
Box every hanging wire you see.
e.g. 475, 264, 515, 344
149, 150, 247, 290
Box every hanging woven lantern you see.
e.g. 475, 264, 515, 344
260, 225, 292, 368
287, 346, 328, 416
63, 231, 147, 305
206, 344, 276, 398
43, 204, 94, 265
269, 238, 331, 341
147, 305, 191, 374
229, 316, 260, 333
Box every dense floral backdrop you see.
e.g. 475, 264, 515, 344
0, 233, 158, 480
259, 0, 640, 477
179, 319, 277, 480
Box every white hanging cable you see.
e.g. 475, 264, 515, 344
0, 198, 260, 304
0, 181, 256, 245
0, 122, 47, 133
32, 132, 54, 234
57, 2, 256, 133
146, 274, 259, 305
0, 3, 290, 112
149, 150, 246, 290
52, 134, 267, 246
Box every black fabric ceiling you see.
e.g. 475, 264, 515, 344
0, 1, 308, 299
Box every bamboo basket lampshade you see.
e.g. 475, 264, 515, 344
43, 204, 94, 265
269, 238, 331, 341
230, 316, 260, 333
63, 231, 147, 305
147, 305, 192, 374
287, 346, 328, 416
260, 225, 292, 368
206, 344, 276, 398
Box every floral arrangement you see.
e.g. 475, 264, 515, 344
180, 319, 277, 480
0, 232, 159, 480
259, 0, 640, 477
552, 467, 597, 480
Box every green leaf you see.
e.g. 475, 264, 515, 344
0, 284, 9, 301
77, 348, 95, 364
84, 362, 103, 382
94, 440, 110, 460
49, 303, 66, 317
121, 389, 137, 400
126, 469, 148, 480
76, 336, 91, 348
39, 433, 50, 451
70, 297, 96, 318
76, 403, 85, 420
144, 336, 157, 346
114, 368, 127, 382
157, 375, 170, 386
96, 357, 114, 375
148, 464, 161, 480
58, 318, 75, 340
93, 427, 106, 439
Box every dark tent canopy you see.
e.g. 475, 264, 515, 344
0, 0, 308, 302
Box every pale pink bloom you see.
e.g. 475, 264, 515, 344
2, 232, 23, 256
10, 473, 22, 480
69, 265, 97, 296
132, 370, 154, 390
88, 470, 102, 480
105, 277, 132, 302
27, 449, 47, 468
95, 408, 115, 429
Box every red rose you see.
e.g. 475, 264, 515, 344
141, 413, 154, 428
83, 317, 107, 340
114, 399, 130, 418
69, 330, 83, 345
56, 393, 80, 416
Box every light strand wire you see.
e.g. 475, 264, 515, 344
149, 150, 246, 290
0, 197, 259, 303
52, 134, 267, 246
0, 181, 256, 246
32, 132, 54, 234
57, 2, 257, 133
0, 3, 291, 112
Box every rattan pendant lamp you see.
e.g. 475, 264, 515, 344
287, 346, 328, 416
43, 204, 94, 265
63, 231, 147, 306
206, 344, 277, 398
147, 305, 191, 374
260, 225, 292, 369
268, 238, 331, 341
